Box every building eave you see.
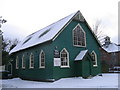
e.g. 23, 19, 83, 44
9, 40, 52, 55
52, 10, 81, 41
84, 19, 102, 47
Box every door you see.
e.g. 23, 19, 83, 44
82, 57, 91, 78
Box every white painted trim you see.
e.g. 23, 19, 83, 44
91, 51, 98, 67
60, 66, 70, 68
52, 18, 73, 41
22, 54, 25, 69
52, 11, 81, 41
52, 11, 85, 43
72, 24, 86, 47
60, 48, 70, 68
29, 53, 34, 69
84, 19, 101, 47
93, 65, 98, 67
39, 50, 45, 68
16, 56, 19, 69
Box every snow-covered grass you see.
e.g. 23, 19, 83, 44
1, 73, 118, 88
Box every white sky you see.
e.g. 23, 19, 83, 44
0, 0, 119, 44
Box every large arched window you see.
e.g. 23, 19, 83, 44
73, 24, 86, 47
91, 51, 97, 66
30, 53, 34, 68
22, 55, 25, 69
60, 48, 69, 67
16, 56, 19, 69
39, 50, 45, 68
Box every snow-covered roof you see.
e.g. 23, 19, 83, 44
102, 43, 120, 53
10, 11, 79, 54
74, 50, 88, 61
10, 10, 101, 54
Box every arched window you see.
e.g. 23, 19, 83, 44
73, 24, 86, 47
39, 50, 45, 68
30, 53, 34, 68
7, 62, 12, 74
16, 56, 19, 69
91, 51, 97, 66
60, 48, 69, 67
22, 55, 25, 69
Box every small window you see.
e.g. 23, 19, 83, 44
60, 48, 69, 67
30, 53, 34, 68
73, 24, 86, 47
22, 55, 25, 69
23, 37, 32, 44
39, 50, 45, 68
16, 56, 19, 69
91, 51, 97, 66
39, 28, 51, 38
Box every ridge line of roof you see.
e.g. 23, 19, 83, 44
28, 11, 79, 37
9, 11, 79, 54
52, 11, 80, 41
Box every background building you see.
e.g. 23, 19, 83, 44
101, 36, 120, 72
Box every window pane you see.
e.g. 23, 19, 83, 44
40, 51, 45, 67
30, 54, 34, 68
41, 63, 44, 66
16, 57, 19, 69
91, 52, 97, 66
22, 55, 25, 68
73, 25, 85, 46
61, 49, 69, 67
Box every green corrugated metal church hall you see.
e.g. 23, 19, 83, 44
8, 10, 101, 81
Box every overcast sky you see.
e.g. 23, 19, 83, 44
0, 0, 119, 44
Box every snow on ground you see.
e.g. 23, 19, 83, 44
1, 73, 118, 88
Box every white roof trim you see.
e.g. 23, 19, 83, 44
9, 11, 79, 54
9, 10, 101, 54
74, 50, 88, 61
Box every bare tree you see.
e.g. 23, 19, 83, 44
92, 20, 106, 45
0, 16, 7, 29
3, 38, 19, 52
9, 38, 19, 51
0, 16, 7, 66
2, 37, 19, 65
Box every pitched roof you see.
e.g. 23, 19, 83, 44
10, 10, 101, 54
102, 43, 120, 53
74, 50, 88, 61
10, 11, 78, 54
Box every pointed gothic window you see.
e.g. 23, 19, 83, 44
91, 51, 97, 66
73, 24, 86, 47
16, 56, 19, 69
22, 55, 25, 69
39, 50, 45, 68
30, 53, 34, 68
60, 48, 69, 67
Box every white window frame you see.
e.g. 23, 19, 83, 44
22, 54, 25, 69
91, 51, 97, 67
39, 50, 45, 68
16, 56, 19, 69
29, 53, 34, 69
60, 48, 70, 68
73, 24, 86, 47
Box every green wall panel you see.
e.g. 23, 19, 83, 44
11, 19, 101, 81
52, 20, 101, 79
